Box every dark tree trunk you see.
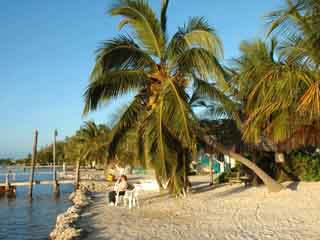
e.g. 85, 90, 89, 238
251, 151, 260, 186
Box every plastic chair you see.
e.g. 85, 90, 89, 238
115, 184, 140, 209
114, 179, 123, 207
123, 186, 139, 209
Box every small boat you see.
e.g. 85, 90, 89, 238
6, 185, 16, 197
0, 185, 16, 197
0, 186, 6, 195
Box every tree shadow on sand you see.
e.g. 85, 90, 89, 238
286, 181, 300, 191
214, 185, 250, 198
191, 180, 252, 198
191, 182, 228, 194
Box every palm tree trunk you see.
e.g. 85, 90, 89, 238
211, 142, 284, 192
251, 151, 260, 186
275, 152, 289, 182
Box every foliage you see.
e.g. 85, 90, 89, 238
261, 0, 320, 149
284, 151, 320, 181
0, 158, 15, 165
215, 170, 232, 184
64, 121, 111, 167
36, 141, 65, 165
20, 121, 111, 168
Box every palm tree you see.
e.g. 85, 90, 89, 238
195, 39, 295, 191
83, 0, 225, 194
266, 0, 320, 126
225, 39, 310, 180
75, 121, 111, 167
63, 122, 111, 189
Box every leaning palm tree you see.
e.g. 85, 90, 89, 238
83, 0, 225, 194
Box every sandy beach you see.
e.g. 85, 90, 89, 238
79, 176, 320, 240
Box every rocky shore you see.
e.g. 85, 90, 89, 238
49, 188, 92, 240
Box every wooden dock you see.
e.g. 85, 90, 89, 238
0, 172, 59, 176
0, 180, 74, 187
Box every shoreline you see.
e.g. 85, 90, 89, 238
49, 187, 93, 240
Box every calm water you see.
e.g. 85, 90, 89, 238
0, 166, 73, 240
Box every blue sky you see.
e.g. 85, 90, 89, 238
0, 0, 280, 159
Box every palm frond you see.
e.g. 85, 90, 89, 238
108, 93, 146, 159
162, 79, 197, 148
298, 81, 320, 118
93, 35, 156, 77
160, 0, 169, 34
193, 77, 242, 126
173, 48, 225, 81
109, 0, 164, 57
83, 70, 147, 114
167, 17, 223, 62
265, 0, 320, 66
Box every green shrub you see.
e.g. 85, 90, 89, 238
215, 170, 232, 183
284, 152, 320, 181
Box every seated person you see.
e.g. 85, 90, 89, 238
108, 175, 128, 206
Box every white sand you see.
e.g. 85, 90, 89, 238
80, 177, 320, 240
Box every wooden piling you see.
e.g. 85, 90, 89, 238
5, 173, 10, 192
52, 129, 60, 195
29, 130, 38, 198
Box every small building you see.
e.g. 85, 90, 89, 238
199, 153, 236, 174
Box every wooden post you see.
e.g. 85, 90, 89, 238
74, 159, 80, 191
53, 129, 60, 195
5, 173, 10, 192
29, 130, 38, 198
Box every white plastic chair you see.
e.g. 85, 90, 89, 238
123, 186, 140, 209
114, 190, 124, 207
114, 178, 123, 207
115, 184, 140, 209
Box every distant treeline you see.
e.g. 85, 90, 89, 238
21, 121, 115, 168
0, 158, 23, 165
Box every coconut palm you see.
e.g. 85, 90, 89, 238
75, 121, 111, 167
230, 39, 304, 148
266, 0, 320, 123
83, 0, 226, 194
195, 39, 301, 191
225, 39, 310, 180
63, 122, 111, 189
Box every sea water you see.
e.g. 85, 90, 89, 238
0, 167, 73, 240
